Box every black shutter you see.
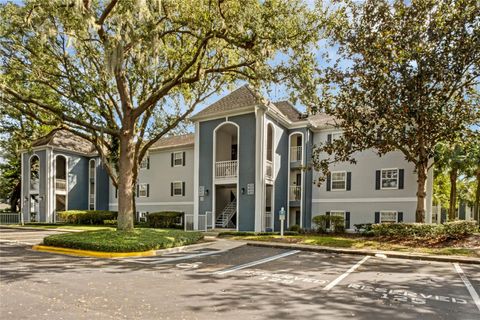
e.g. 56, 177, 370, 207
115, 188, 118, 198
346, 172, 352, 191
327, 134, 332, 143
326, 172, 331, 191
375, 170, 381, 190
147, 157, 150, 169
182, 152, 186, 166
136, 184, 139, 197
345, 212, 350, 229
374, 211, 380, 223
171, 182, 173, 196
182, 182, 185, 196
326, 211, 331, 229
398, 169, 404, 189
397, 212, 403, 223
171, 153, 174, 167
147, 184, 150, 197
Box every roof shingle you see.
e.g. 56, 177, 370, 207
150, 133, 194, 150
32, 130, 96, 154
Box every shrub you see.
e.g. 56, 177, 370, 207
443, 220, 479, 239
146, 211, 183, 228
43, 229, 204, 252
354, 223, 374, 237
57, 210, 117, 225
289, 225, 301, 232
372, 223, 440, 238
312, 215, 345, 233
217, 231, 299, 238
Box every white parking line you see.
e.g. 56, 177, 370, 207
323, 255, 370, 291
213, 250, 300, 275
453, 263, 480, 312
126, 249, 226, 264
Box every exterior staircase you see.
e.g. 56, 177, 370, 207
215, 201, 236, 228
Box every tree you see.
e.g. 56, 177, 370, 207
313, 0, 480, 222
0, 0, 323, 230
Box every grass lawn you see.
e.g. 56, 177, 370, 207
5, 223, 114, 231
230, 234, 480, 258
42, 228, 204, 252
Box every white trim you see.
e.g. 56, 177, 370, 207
20, 152, 24, 225
173, 151, 184, 167
379, 210, 398, 223
264, 121, 276, 231
330, 170, 347, 191
138, 183, 149, 197
212, 120, 240, 231
254, 107, 265, 232
109, 201, 194, 206
193, 122, 200, 230
380, 168, 399, 190
139, 156, 149, 170
88, 159, 96, 210
53, 154, 69, 218
172, 181, 184, 197
312, 197, 417, 203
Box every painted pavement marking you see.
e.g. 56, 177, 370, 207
323, 255, 370, 291
124, 249, 226, 265
213, 250, 301, 275
454, 263, 480, 312
243, 270, 329, 286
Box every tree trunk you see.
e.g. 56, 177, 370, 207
474, 165, 480, 226
10, 181, 21, 212
448, 168, 458, 221
117, 129, 136, 231
415, 162, 428, 223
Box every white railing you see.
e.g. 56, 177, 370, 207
215, 160, 238, 179
0, 212, 20, 224
266, 160, 273, 179
55, 179, 66, 191
30, 180, 39, 192
184, 214, 195, 231
264, 211, 272, 231
289, 186, 302, 201
206, 211, 213, 229
290, 146, 302, 162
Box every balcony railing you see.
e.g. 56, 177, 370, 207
30, 180, 39, 193
290, 146, 302, 162
55, 179, 67, 191
215, 160, 238, 179
266, 160, 273, 179
289, 186, 302, 201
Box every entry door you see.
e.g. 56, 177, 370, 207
296, 173, 301, 186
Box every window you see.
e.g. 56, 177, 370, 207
138, 183, 149, 197
331, 171, 346, 191
137, 211, 149, 222
331, 132, 342, 141
381, 169, 399, 189
173, 152, 183, 167
140, 156, 149, 170
380, 211, 397, 223
172, 181, 183, 196
88, 159, 96, 210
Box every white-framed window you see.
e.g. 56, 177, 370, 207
138, 183, 148, 197
331, 131, 343, 141
137, 211, 149, 222
381, 168, 399, 189
140, 156, 149, 170
88, 159, 96, 210
380, 211, 397, 223
172, 181, 183, 196
331, 171, 347, 191
173, 152, 183, 167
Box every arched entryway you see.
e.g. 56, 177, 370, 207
54, 155, 68, 215
29, 155, 40, 222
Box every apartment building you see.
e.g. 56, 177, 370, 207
20, 85, 434, 231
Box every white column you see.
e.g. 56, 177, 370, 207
254, 107, 266, 232
193, 121, 200, 230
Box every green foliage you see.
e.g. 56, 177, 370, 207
217, 231, 299, 237
43, 229, 204, 252
353, 223, 374, 237
146, 211, 183, 228
312, 215, 345, 233
372, 221, 478, 239
57, 210, 118, 225
288, 224, 301, 232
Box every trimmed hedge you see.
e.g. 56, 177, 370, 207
43, 228, 204, 252
372, 220, 478, 239
218, 231, 299, 237
57, 210, 117, 225
312, 215, 345, 233
146, 211, 183, 228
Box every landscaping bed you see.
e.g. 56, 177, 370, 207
42, 228, 204, 252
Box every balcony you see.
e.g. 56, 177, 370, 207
289, 186, 302, 201
55, 179, 66, 191
215, 160, 238, 179
266, 160, 273, 180
290, 146, 302, 162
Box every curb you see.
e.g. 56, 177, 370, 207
245, 241, 480, 265
32, 245, 156, 258
0, 225, 86, 233
154, 239, 217, 255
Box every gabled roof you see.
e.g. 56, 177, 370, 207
150, 133, 194, 150
308, 113, 337, 128
273, 101, 304, 122
32, 129, 96, 155
191, 85, 264, 120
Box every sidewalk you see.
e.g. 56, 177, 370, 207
245, 240, 480, 265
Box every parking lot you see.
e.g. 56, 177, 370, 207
0, 228, 479, 320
